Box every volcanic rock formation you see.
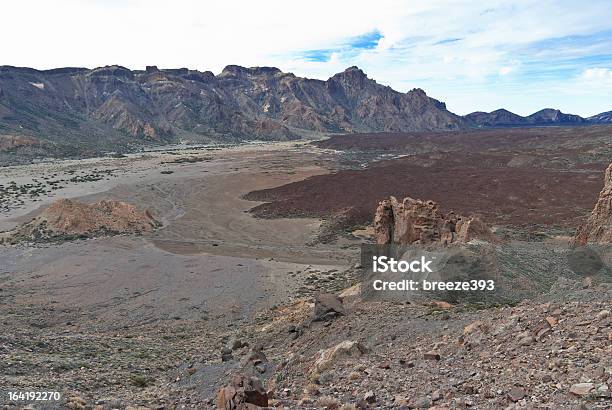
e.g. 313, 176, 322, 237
5, 199, 159, 242
373, 196, 496, 245
573, 163, 612, 246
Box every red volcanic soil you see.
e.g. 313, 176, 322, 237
245, 127, 612, 230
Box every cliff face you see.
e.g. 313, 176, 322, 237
0, 65, 466, 158
573, 163, 612, 246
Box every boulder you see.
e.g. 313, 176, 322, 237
373, 196, 496, 245
216, 374, 269, 409
312, 293, 345, 322
311, 340, 367, 375
455, 216, 498, 243
573, 163, 612, 246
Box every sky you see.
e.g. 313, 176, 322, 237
2, 0, 611, 116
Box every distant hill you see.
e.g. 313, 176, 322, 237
465, 108, 611, 127
588, 110, 612, 123
0, 65, 466, 162
464, 109, 526, 127
466, 108, 583, 127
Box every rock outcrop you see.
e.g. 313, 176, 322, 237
573, 163, 612, 246
216, 374, 269, 409
5, 199, 159, 242
310, 340, 367, 377
373, 196, 496, 245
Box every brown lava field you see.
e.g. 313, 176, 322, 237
245, 126, 612, 233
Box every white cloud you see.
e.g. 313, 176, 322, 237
580, 68, 612, 85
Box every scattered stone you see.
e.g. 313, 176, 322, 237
378, 361, 391, 369
423, 351, 441, 360
230, 338, 247, 350
597, 310, 610, 320
221, 346, 233, 362
311, 340, 367, 375
312, 292, 345, 322
364, 391, 376, 404
569, 383, 594, 396
348, 371, 361, 380
216, 374, 268, 409
507, 387, 526, 402
431, 300, 453, 310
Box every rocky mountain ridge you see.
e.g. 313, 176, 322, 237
465, 107, 611, 127
0, 65, 465, 161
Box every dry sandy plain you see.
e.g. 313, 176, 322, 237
0, 140, 360, 407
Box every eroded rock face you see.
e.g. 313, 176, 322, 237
373, 196, 496, 245
573, 163, 612, 246
216, 374, 268, 409
6, 199, 159, 242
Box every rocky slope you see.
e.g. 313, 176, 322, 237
0, 65, 465, 161
574, 163, 612, 246
225, 282, 611, 409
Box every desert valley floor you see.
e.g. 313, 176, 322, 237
0, 127, 611, 409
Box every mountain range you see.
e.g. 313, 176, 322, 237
0, 64, 610, 162
464, 108, 610, 127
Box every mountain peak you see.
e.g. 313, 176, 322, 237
344, 65, 364, 72
328, 66, 370, 86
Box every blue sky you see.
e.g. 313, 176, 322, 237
3, 0, 611, 116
